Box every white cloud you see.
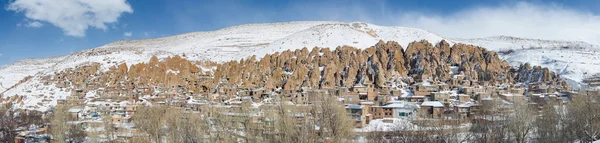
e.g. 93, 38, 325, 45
124, 31, 132, 37
285, 1, 600, 45
7, 0, 133, 37
394, 2, 600, 45
0, 53, 3, 57
25, 21, 43, 28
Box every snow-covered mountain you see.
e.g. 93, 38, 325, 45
1, 21, 598, 101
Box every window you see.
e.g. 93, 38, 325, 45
400, 112, 406, 116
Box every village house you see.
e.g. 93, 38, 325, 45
398, 95, 427, 104
346, 104, 367, 128
412, 82, 439, 96
454, 102, 473, 120
474, 92, 492, 101
510, 87, 526, 95
430, 91, 452, 103
458, 94, 471, 102
56, 99, 66, 105
419, 101, 445, 119
370, 101, 420, 120
353, 84, 377, 101
353, 78, 377, 101
68, 108, 83, 121
111, 115, 131, 124
125, 104, 138, 115
438, 83, 450, 91
291, 93, 307, 104
376, 94, 395, 106
185, 102, 208, 112
499, 93, 525, 103
342, 92, 361, 105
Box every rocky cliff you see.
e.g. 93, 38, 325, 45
43, 40, 570, 95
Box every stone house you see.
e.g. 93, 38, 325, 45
353, 83, 377, 101
343, 92, 361, 105
458, 94, 471, 102
370, 101, 420, 120
474, 92, 492, 101
57, 99, 66, 105
68, 108, 83, 121
370, 105, 394, 119
399, 95, 427, 104
345, 104, 367, 128
125, 104, 138, 115
430, 91, 451, 103
413, 83, 439, 96
438, 83, 450, 91
420, 101, 445, 119
454, 103, 472, 120
500, 93, 525, 103
510, 88, 526, 95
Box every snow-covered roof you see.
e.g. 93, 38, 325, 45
456, 102, 472, 108
360, 102, 374, 105
68, 108, 82, 113
346, 104, 363, 109
382, 101, 420, 109
1, 21, 595, 113
421, 101, 444, 107
501, 93, 523, 97
354, 118, 417, 132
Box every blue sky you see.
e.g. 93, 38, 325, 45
0, 0, 599, 66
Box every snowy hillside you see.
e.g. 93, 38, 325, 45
457, 36, 600, 88
2, 21, 600, 108
249, 22, 450, 58
502, 48, 600, 88
456, 36, 599, 51
0, 56, 65, 91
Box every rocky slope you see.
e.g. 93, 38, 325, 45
3, 40, 567, 112
1, 22, 595, 92
0, 21, 595, 110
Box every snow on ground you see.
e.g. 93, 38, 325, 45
1, 76, 70, 112
355, 118, 417, 132
501, 48, 600, 88
250, 22, 450, 58
0, 56, 64, 91
2, 21, 600, 110
455, 36, 599, 51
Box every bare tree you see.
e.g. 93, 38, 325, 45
103, 115, 117, 143
470, 98, 511, 143
564, 91, 600, 142
366, 124, 433, 143
0, 104, 18, 143
68, 124, 87, 143
133, 105, 168, 142
536, 101, 570, 142
506, 101, 536, 143
164, 107, 211, 143
49, 105, 69, 143
272, 97, 303, 142
165, 107, 184, 143
308, 90, 355, 142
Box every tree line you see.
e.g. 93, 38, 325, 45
3, 91, 600, 142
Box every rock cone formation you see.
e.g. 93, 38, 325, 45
43, 40, 570, 95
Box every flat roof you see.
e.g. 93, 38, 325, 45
421, 101, 444, 107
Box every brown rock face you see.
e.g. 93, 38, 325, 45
44, 40, 568, 96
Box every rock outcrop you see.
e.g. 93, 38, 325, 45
43, 40, 570, 96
